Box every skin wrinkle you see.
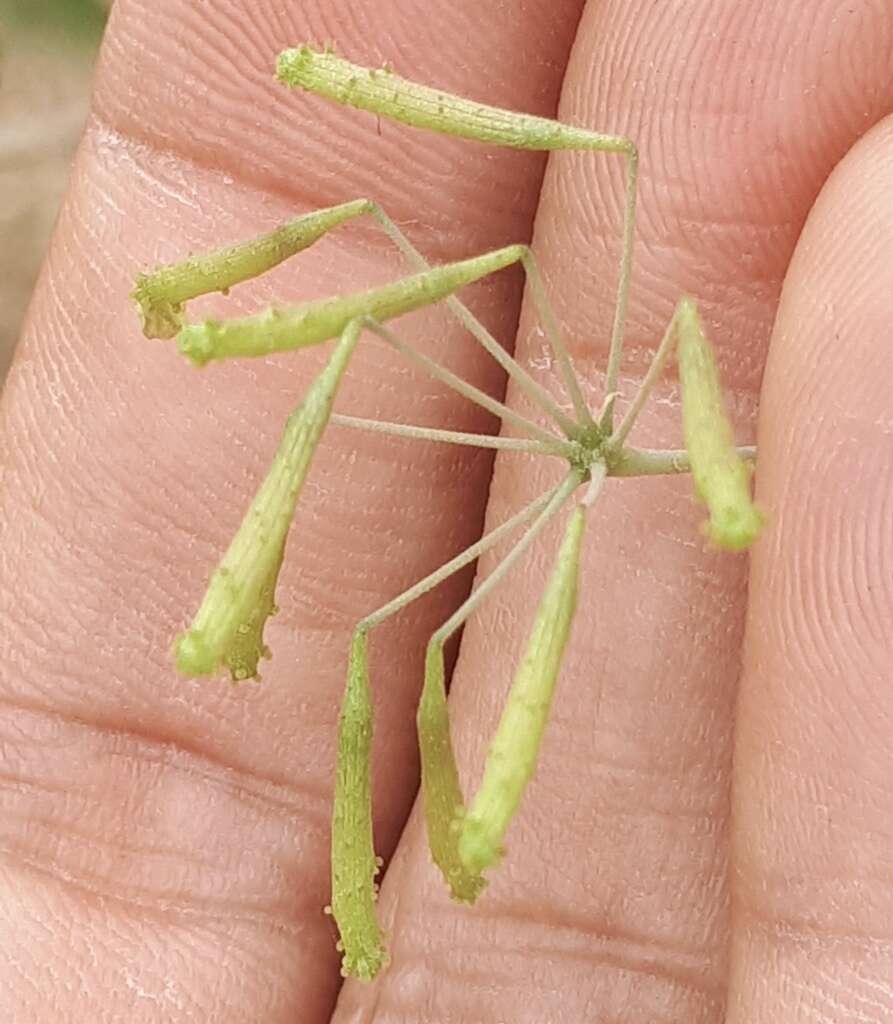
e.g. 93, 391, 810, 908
368, 938, 722, 1024
0, 697, 335, 856
456, 893, 723, 995
2, 842, 313, 937
729, 920, 893, 1024
1, 871, 300, 1023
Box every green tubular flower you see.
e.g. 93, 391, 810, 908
676, 299, 763, 550
460, 505, 587, 874
174, 319, 362, 680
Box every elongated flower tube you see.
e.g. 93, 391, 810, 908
459, 504, 587, 874
177, 245, 524, 367
174, 319, 362, 679
133, 199, 371, 339
676, 299, 763, 550
277, 45, 639, 414
330, 630, 388, 980
277, 45, 631, 156
417, 641, 486, 902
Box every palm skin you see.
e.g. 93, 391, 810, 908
1, 1, 892, 1022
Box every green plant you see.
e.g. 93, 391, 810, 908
133, 45, 762, 980
1, 0, 108, 41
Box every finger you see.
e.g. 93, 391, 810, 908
729, 115, 893, 1024
0, 2, 584, 1019
334, 1, 893, 1021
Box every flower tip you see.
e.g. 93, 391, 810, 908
458, 817, 503, 875
131, 277, 184, 340
341, 946, 389, 983
276, 44, 319, 87
173, 628, 265, 682
707, 503, 765, 551
174, 630, 216, 676
177, 323, 214, 367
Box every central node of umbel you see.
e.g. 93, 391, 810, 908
566, 421, 609, 481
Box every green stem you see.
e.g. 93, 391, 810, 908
360, 485, 559, 633
431, 470, 582, 647
369, 206, 580, 436
521, 250, 592, 427
609, 444, 757, 477
363, 319, 563, 447
330, 413, 571, 457
608, 302, 680, 450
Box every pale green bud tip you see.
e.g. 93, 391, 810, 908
458, 817, 503, 874
447, 868, 486, 904
340, 947, 389, 982
276, 45, 318, 87
171, 547, 280, 683
173, 619, 269, 682
131, 276, 184, 340
173, 630, 216, 676
177, 322, 217, 368
706, 502, 765, 551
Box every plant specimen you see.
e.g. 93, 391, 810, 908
132, 45, 763, 981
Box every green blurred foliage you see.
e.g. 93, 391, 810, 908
1, 0, 108, 43
0, 0, 108, 380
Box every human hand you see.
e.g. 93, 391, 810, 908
2, 1, 891, 1021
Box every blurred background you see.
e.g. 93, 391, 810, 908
0, 0, 109, 382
